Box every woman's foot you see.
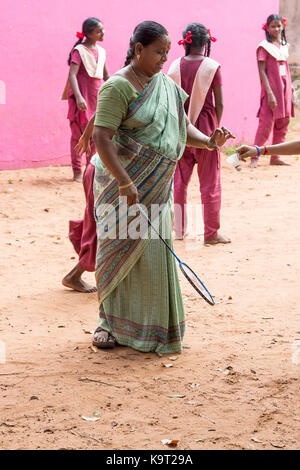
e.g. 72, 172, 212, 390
93, 327, 116, 349
270, 158, 290, 166
62, 263, 97, 293
204, 234, 231, 245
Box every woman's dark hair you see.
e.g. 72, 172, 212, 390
68, 17, 101, 65
182, 23, 211, 57
265, 14, 287, 45
124, 21, 168, 66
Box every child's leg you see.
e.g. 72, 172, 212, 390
270, 117, 290, 164
70, 120, 83, 179
253, 105, 274, 164
196, 149, 222, 242
173, 148, 196, 238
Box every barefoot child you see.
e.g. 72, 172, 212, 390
251, 14, 294, 168
62, 17, 109, 181
62, 117, 98, 293
168, 23, 231, 245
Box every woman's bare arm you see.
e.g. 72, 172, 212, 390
93, 126, 138, 205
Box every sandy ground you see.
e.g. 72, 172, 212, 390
1, 126, 300, 450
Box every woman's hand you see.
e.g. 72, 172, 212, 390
267, 92, 277, 110
208, 127, 235, 149
236, 145, 258, 161
76, 96, 88, 111
119, 184, 139, 207
75, 135, 91, 157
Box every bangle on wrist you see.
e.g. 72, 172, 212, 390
119, 181, 134, 190
263, 146, 269, 155
254, 145, 261, 157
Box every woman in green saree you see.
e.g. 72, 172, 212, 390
91, 21, 234, 353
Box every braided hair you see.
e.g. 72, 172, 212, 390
182, 23, 211, 57
68, 17, 101, 65
265, 14, 287, 45
124, 21, 168, 66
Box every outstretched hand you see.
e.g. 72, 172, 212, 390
75, 135, 92, 157
208, 126, 235, 149
236, 145, 258, 161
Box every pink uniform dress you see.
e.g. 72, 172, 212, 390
69, 161, 96, 272
253, 44, 295, 163
174, 57, 222, 242
68, 49, 102, 176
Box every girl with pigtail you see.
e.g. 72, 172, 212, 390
250, 14, 295, 167
168, 23, 231, 245
62, 17, 109, 181
61, 18, 109, 294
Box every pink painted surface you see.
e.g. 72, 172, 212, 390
0, 0, 279, 170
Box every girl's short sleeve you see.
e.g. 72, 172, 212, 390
70, 49, 81, 65
212, 66, 222, 88
257, 47, 268, 61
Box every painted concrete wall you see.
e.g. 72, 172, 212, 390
0, 0, 279, 170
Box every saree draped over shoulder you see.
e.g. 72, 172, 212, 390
93, 73, 187, 353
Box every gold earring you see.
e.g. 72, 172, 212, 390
137, 54, 140, 61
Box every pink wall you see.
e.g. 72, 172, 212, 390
0, 0, 279, 170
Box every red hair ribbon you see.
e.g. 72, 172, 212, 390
76, 31, 84, 39
262, 23, 267, 31
207, 28, 217, 42
178, 30, 192, 46
282, 17, 287, 28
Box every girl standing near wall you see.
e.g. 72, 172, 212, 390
168, 23, 231, 245
63, 17, 109, 181
250, 14, 294, 168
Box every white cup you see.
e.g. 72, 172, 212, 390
226, 153, 242, 171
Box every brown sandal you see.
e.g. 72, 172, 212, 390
93, 327, 116, 349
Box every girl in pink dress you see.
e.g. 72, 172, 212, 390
251, 14, 294, 168
64, 17, 109, 181
168, 23, 231, 245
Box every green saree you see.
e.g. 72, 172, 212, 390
94, 72, 187, 353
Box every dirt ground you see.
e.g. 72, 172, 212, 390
1, 123, 300, 450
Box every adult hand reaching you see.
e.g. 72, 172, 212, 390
236, 145, 258, 161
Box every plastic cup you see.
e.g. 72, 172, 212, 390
226, 153, 242, 171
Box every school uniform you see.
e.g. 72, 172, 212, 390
168, 56, 222, 241
64, 44, 106, 175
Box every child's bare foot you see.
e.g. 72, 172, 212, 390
270, 158, 290, 166
62, 263, 97, 293
73, 173, 83, 183
204, 234, 231, 245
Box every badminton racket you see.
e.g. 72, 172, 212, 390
138, 205, 215, 305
